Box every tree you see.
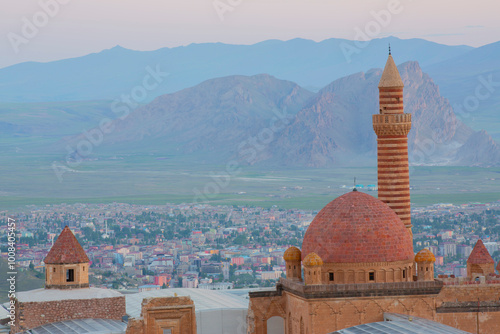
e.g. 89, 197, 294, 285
233, 234, 248, 245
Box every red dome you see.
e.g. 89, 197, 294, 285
302, 191, 413, 263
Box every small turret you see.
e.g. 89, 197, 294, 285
415, 248, 435, 281
303, 252, 323, 285
284, 246, 302, 281
44, 226, 90, 289
467, 240, 495, 279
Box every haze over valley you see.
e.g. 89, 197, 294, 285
0, 37, 499, 210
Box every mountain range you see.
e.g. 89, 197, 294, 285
1, 36, 499, 167
59, 63, 499, 167
0, 36, 472, 103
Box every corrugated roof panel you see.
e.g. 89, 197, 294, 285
29, 318, 126, 334
329, 313, 472, 334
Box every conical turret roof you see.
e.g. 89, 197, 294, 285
467, 240, 494, 264
44, 226, 90, 264
378, 54, 404, 88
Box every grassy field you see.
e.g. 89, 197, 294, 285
0, 152, 499, 211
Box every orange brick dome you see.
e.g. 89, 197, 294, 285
415, 248, 436, 262
302, 191, 413, 263
284, 246, 302, 261
303, 252, 323, 266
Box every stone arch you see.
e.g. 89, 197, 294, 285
336, 270, 344, 284
386, 298, 409, 315
261, 298, 285, 321
362, 300, 385, 323
249, 295, 286, 334
409, 298, 434, 319
387, 268, 395, 282
394, 268, 401, 282
378, 269, 386, 282
312, 302, 335, 318
397, 299, 411, 313
312, 302, 336, 332
347, 270, 355, 283
337, 301, 361, 330
357, 269, 366, 283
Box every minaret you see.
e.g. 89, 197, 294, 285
373, 48, 412, 237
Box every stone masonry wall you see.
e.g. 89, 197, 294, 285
13, 296, 126, 333
248, 281, 500, 334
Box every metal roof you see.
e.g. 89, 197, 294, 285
27, 318, 126, 334
125, 288, 250, 318
16, 288, 122, 303
329, 313, 472, 334
125, 288, 270, 334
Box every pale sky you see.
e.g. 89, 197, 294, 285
1, 0, 499, 69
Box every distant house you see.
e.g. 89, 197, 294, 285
138, 284, 160, 292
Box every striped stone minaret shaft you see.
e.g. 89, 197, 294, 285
373, 51, 412, 238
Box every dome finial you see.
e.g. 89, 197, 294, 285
389, 43, 391, 55
353, 177, 357, 191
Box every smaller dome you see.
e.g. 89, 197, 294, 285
284, 246, 301, 261
415, 249, 435, 263
303, 252, 323, 266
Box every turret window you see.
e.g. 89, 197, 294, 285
329, 273, 334, 281
369, 272, 375, 281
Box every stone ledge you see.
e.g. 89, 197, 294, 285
278, 278, 443, 299
45, 283, 90, 289
249, 284, 283, 298
437, 301, 500, 313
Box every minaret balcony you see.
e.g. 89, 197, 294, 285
373, 113, 412, 136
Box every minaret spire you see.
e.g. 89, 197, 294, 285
373, 52, 413, 238
388, 43, 391, 55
